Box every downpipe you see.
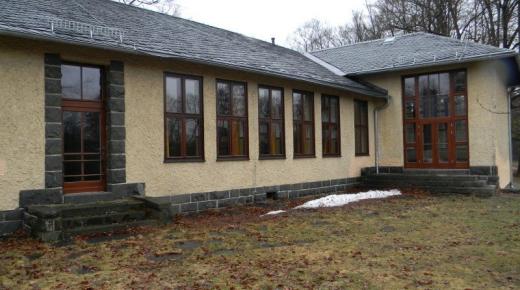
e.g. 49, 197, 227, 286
374, 94, 391, 175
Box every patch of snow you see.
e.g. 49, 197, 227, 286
261, 210, 286, 216
295, 189, 401, 209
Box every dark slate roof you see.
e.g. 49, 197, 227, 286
311, 32, 517, 76
0, 0, 386, 97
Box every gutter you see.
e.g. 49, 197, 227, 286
0, 27, 386, 99
374, 94, 391, 174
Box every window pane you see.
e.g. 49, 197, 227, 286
271, 122, 283, 154
167, 117, 181, 157
293, 92, 302, 121
64, 161, 81, 178
230, 120, 246, 155
82, 67, 101, 100
405, 100, 415, 119
433, 94, 449, 117
404, 77, 415, 98
455, 95, 466, 116
185, 79, 200, 114
419, 75, 429, 118
456, 145, 469, 162
361, 129, 368, 154
330, 97, 338, 123
166, 76, 182, 113
330, 126, 338, 154
405, 123, 416, 144
423, 124, 432, 163
271, 89, 282, 119
439, 73, 449, 95
232, 84, 246, 117
455, 120, 468, 142
63, 111, 81, 153
321, 97, 329, 122
61, 65, 81, 100
259, 121, 269, 155
83, 112, 100, 153
454, 71, 466, 92
84, 161, 101, 175
406, 148, 417, 162
438, 123, 449, 163
185, 118, 201, 156
304, 125, 314, 155
218, 119, 229, 156
322, 125, 329, 154
217, 82, 231, 115
293, 123, 302, 154
304, 94, 313, 122
259, 88, 270, 118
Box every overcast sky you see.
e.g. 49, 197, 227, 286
174, 0, 366, 47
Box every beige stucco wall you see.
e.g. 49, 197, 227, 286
0, 39, 45, 210
362, 60, 512, 187
0, 36, 376, 208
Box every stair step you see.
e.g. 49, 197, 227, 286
61, 210, 148, 229
364, 174, 483, 182
63, 219, 158, 237
365, 180, 489, 187
403, 169, 471, 175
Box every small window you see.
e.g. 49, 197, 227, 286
322, 95, 340, 156
61, 64, 101, 101
258, 86, 285, 158
293, 90, 314, 157
217, 80, 248, 159
354, 100, 369, 156
165, 73, 204, 161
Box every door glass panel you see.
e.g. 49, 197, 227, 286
456, 145, 469, 162
455, 95, 466, 116
84, 161, 101, 175
405, 123, 416, 144
406, 147, 417, 162
63, 111, 81, 153
455, 120, 468, 142
82, 67, 101, 100
83, 112, 100, 153
423, 124, 432, 163
61, 65, 81, 100
438, 123, 449, 163
64, 161, 81, 177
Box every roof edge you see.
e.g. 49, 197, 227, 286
302, 52, 346, 76
0, 27, 386, 98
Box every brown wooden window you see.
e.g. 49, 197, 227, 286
164, 73, 204, 161
354, 100, 369, 156
216, 79, 248, 159
293, 90, 314, 157
322, 95, 340, 156
258, 86, 285, 158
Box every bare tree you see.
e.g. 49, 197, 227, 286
288, 19, 338, 52
114, 0, 181, 16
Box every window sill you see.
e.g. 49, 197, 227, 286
355, 153, 370, 157
322, 154, 342, 158
164, 158, 205, 163
217, 156, 250, 162
294, 155, 316, 159
259, 155, 286, 160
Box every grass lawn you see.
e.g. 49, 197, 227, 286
1, 191, 519, 289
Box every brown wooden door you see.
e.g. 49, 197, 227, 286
403, 70, 469, 169
61, 63, 106, 193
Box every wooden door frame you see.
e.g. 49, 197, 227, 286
402, 69, 469, 169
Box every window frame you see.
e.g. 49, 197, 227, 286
354, 99, 369, 156
292, 89, 315, 158
258, 85, 286, 159
321, 94, 341, 157
163, 72, 205, 163
216, 79, 249, 161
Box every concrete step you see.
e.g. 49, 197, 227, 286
63, 219, 158, 237
364, 174, 483, 182
364, 179, 489, 188
28, 199, 147, 219
61, 210, 148, 229
403, 169, 471, 175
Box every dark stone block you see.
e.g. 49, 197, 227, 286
108, 98, 125, 112
230, 189, 241, 198
277, 191, 289, 199
45, 123, 62, 138
109, 126, 126, 141
107, 169, 126, 184
280, 184, 291, 191
470, 166, 498, 176
45, 107, 61, 123
291, 183, 303, 190
198, 200, 217, 211
209, 191, 229, 200
20, 188, 63, 207
44, 65, 61, 79
180, 203, 197, 213
45, 79, 61, 94
108, 154, 126, 169
45, 93, 61, 107
108, 183, 145, 195
191, 192, 207, 202
265, 185, 280, 193
0, 221, 22, 236
109, 71, 124, 85
109, 85, 125, 99
45, 171, 62, 188
45, 139, 61, 155
238, 196, 253, 204
239, 188, 252, 196
321, 180, 331, 187
45, 155, 62, 171
170, 194, 191, 204
44, 53, 61, 65
109, 140, 125, 154
217, 198, 239, 208
108, 112, 125, 126
310, 182, 321, 189
110, 60, 124, 72
1, 209, 23, 221
289, 191, 299, 199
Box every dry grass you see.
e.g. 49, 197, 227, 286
0, 191, 519, 289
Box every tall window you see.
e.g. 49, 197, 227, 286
322, 95, 340, 156
293, 90, 314, 157
164, 73, 203, 161
217, 80, 248, 159
258, 86, 285, 158
354, 100, 369, 155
